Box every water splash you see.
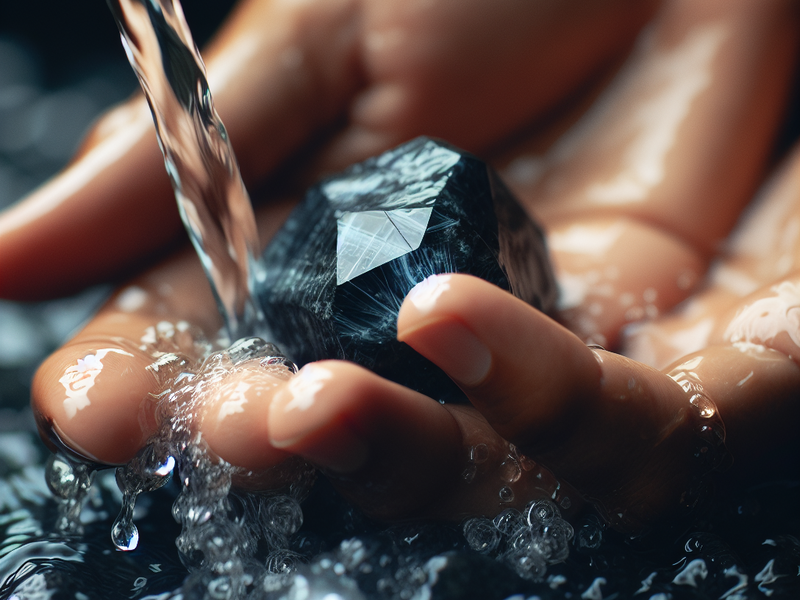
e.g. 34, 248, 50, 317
106, 0, 266, 342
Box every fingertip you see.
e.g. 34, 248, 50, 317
267, 359, 464, 518
398, 274, 493, 386
198, 360, 293, 472
398, 274, 601, 448
267, 361, 370, 474
32, 341, 159, 465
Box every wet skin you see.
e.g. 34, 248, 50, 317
3, 0, 800, 532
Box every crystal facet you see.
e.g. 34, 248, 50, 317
259, 137, 556, 401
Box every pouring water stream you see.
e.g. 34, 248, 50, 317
107, 0, 267, 343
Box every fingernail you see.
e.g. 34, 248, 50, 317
268, 364, 368, 473
401, 317, 491, 387
401, 276, 492, 386
270, 363, 333, 431
405, 274, 453, 314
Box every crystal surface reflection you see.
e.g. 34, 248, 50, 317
259, 137, 557, 401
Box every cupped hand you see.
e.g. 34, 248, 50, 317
23, 0, 800, 534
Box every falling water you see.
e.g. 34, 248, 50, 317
106, 0, 266, 343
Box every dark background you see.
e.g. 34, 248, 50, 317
0, 1, 237, 86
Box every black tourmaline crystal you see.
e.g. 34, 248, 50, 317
259, 137, 556, 402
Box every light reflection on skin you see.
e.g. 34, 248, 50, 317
549, 222, 626, 312
281, 364, 333, 412
406, 274, 453, 314
58, 348, 134, 419
514, 20, 730, 206
585, 24, 727, 204
724, 281, 800, 348
115, 285, 149, 312
216, 380, 252, 421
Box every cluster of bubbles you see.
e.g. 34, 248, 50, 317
40, 321, 579, 599
462, 499, 573, 582
44, 330, 320, 599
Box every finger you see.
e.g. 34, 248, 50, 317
501, 0, 798, 347
521, 0, 798, 247
397, 274, 701, 531
0, 0, 363, 300
197, 360, 294, 475
664, 345, 800, 461
623, 143, 800, 369
266, 359, 582, 520
398, 274, 602, 450
31, 246, 221, 465
0, 100, 179, 300
313, 0, 660, 172
266, 360, 462, 519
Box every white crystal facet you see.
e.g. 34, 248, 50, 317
336, 207, 433, 284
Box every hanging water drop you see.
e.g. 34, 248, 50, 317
111, 492, 140, 551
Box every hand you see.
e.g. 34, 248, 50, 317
21, 0, 800, 533
0, 0, 659, 299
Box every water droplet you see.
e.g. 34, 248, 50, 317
689, 393, 716, 418
499, 458, 522, 483
493, 509, 524, 535
499, 486, 515, 503
462, 518, 500, 553
462, 463, 477, 483
468, 444, 489, 464
526, 499, 557, 525
264, 495, 303, 537
111, 494, 140, 551
45, 454, 80, 500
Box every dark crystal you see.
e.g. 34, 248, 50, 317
259, 137, 556, 401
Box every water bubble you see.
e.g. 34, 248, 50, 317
468, 444, 489, 464
499, 458, 522, 484
462, 463, 477, 483
575, 519, 604, 551
525, 499, 557, 526
493, 509, 525, 535
338, 538, 370, 572
499, 486, 515, 503
227, 336, 279, 364
266, 550, 305, 575
263, 495, 303, 537
147, 352, 192, 387
462, 518, 500, 553
207, 575, 234, 600
507, 550, 547, 581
